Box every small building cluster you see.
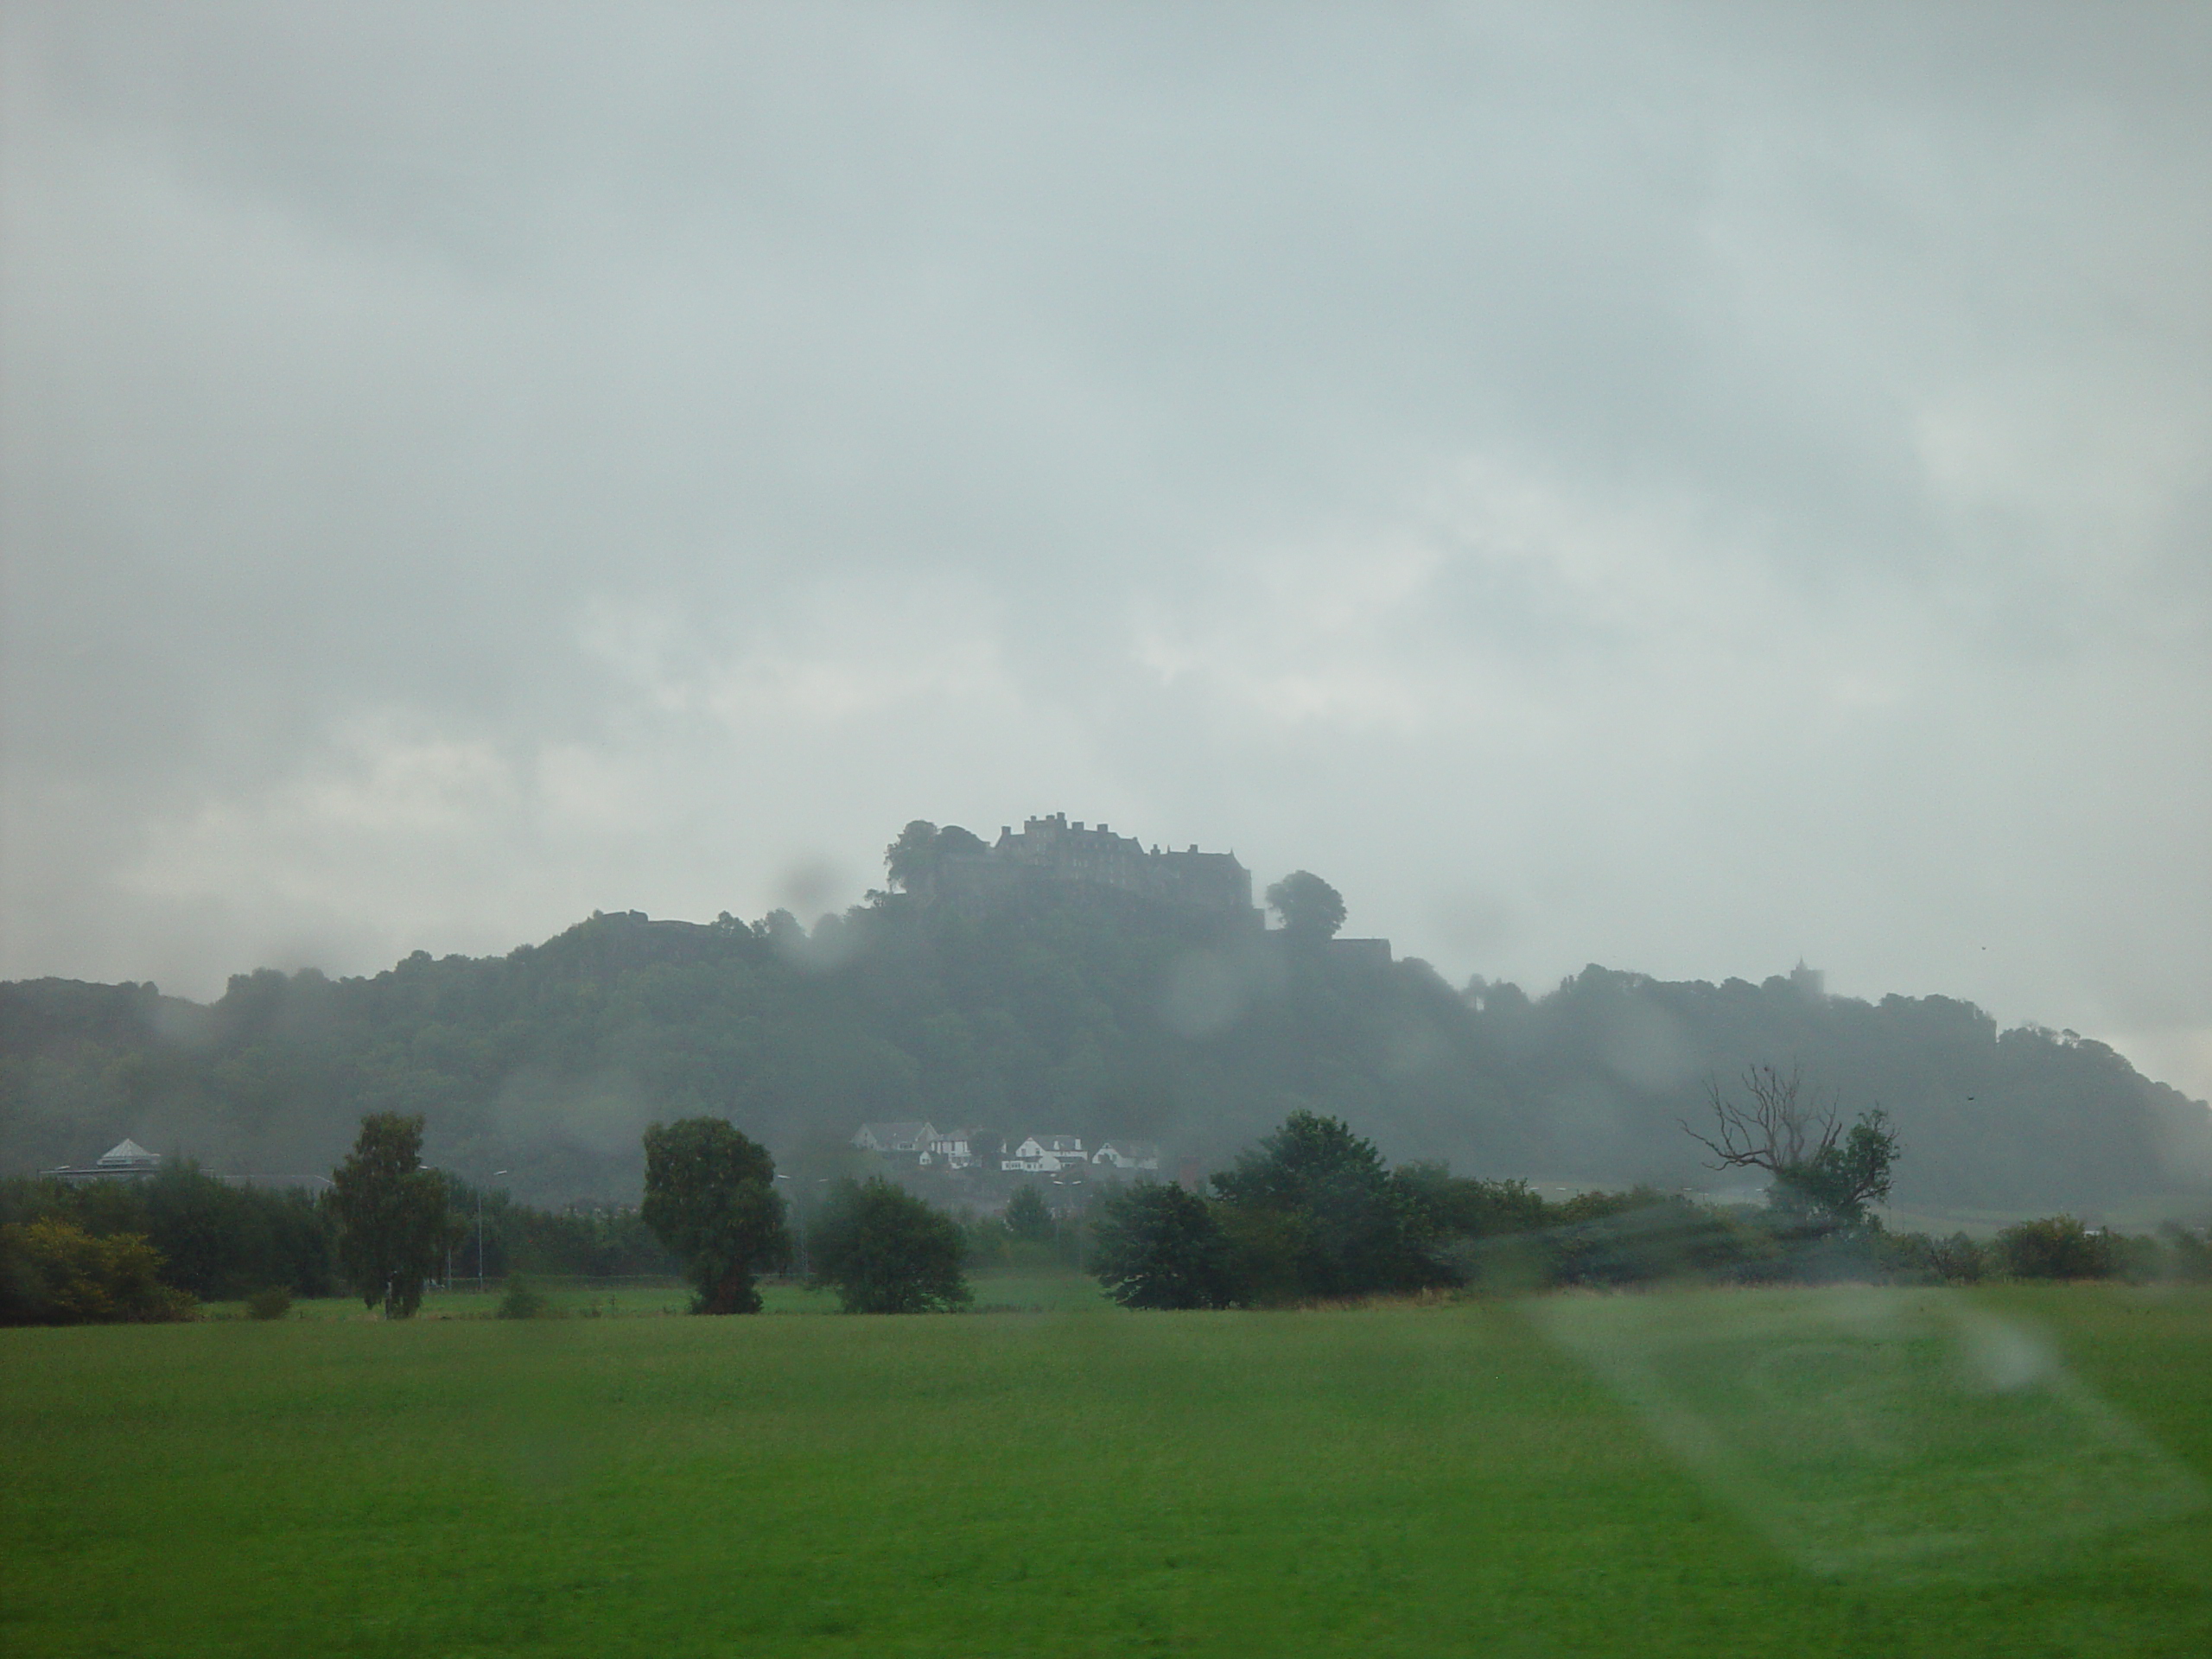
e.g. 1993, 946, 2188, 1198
851, 1122, 1160, 1176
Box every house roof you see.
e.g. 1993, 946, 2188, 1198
97, 1138, 160, 1167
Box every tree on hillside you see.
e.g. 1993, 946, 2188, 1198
1003, 1183, 1054, 1244
938, 824, 989, 858
809, 1178, 971, 1313
1265, 871, 1346, 942
329, 1113, 455, 1319
885, 821, 941, 892
1090, 1181, 1236, 1308
1683, 1064, 1897, 1229
641, 1118, 790, 1313
1211, 1109, 1438, 1300
885, 821, 991, 894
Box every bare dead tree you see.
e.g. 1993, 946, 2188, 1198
1681, 1063, 1898, 1221
1681, 1062, 1840, 1176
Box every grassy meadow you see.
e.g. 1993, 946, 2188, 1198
3, 1280, 2209, 1658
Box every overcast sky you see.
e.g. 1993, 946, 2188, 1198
3, 3, 2207, 1098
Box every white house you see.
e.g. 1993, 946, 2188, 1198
924, 1126, 982, 1169
1090, 1141, 1161, 1172
1001, 1134, 1085, 1173
852, 1122, 937, 1156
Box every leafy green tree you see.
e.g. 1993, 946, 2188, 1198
809, 1178, 971, 1313
1090, 1181, 1236, 1308
1265, 871, 1346, 941
329, 1112, 454, 1318
139, 1161, 335, 1300
884, 820, 942, 893
884, 821, 989, 895
640, 1118, 789, 1313
1777, 1109, 1897, 1228
937, 824, 989, 858
1211, 1110, 1438, 1300
1002, 1183, 1054, 1244
1390, 1163, 1551, 1242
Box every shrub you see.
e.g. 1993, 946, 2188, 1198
497, 1275, 554, 1319
0, 1217, 196, 1325
1881, 1230, 1987, 1284
1996, 1215, 2115, 1280
2158, 1224, 2211, 1283
245, 1286, 294, 1321
1546, 1189, 1763, 1286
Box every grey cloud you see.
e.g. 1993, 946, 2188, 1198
3, 2, 2207, 1098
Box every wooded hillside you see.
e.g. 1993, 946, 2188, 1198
4, 889, 2206, 1213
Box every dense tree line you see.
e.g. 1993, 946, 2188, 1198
0, 1141, 681, 1323
1090, 1109, 2212, 1309
5, 1096, 2205, 1325
3, 827, 2208, 1213
0, 1163, 336, 1301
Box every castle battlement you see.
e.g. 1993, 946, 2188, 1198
931, 812, 1258, 920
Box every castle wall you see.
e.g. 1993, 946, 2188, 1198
931, 813, 1257, 919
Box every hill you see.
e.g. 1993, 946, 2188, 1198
3, 872, 2208, 1214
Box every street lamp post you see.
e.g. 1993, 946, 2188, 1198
478, 1171, 508, 1294
773, 1174, 831, 1279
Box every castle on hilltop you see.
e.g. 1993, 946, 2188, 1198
932, 813, 1260, 922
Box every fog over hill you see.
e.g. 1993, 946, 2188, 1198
6, 868, 2206, 1218
6, 6, 2209, 1118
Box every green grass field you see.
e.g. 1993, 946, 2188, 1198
3, 1281, 2209, 1657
